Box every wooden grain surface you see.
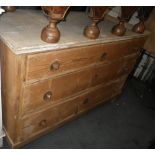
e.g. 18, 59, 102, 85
0, 41, 26, 143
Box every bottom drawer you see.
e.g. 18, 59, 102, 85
20, 99, 78, 140
19, 76, 127, 141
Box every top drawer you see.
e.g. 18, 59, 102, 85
26, 38, 145, 82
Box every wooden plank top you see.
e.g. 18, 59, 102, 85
0, 9, 149, 55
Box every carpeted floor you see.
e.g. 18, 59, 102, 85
2, 78, 155, 149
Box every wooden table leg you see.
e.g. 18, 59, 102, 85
41, 6, 70, 43
132, 21, 145, 34
132, 7, 146, 34
84, 6, 110, 39
112, 6, 138, 36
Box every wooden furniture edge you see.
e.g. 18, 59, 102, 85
0, 40, 27, 143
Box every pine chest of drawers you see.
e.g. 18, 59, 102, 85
0, 10, 149, 148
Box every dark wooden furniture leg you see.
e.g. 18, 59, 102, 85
84, 6, 109, 39
132, 21, 145, 33
112, 6, 138, 36
132, 7, 146, 34
41, 6, 70, 43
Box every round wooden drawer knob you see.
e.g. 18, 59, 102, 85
43, 91, 52, 102
50, 61, 60, 71
100, 53, 107, 61
39, 119, 47, 128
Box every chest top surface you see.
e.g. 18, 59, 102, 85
0, 10, 149, 55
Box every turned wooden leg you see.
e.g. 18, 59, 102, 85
132, 21, 145, 34
41, 6, 70, 43
84, 19, 100, 39
112, 6, 138, 36
2, 6, 16, 12
84, 6, 109, 39
111, 20, 126, 36
41, 19, 60, 43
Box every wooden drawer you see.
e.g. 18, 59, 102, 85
20, 98, 78, 140
119, 54, 139, 76
92, 59, 123, 86
92, 53, 139, 86
22, 68, 93, 114
26, 38, 145, 82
